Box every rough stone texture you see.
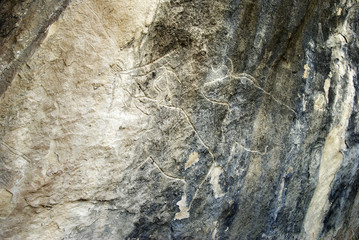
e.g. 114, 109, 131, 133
0, 0, 358, 239
0, 0, 70, 95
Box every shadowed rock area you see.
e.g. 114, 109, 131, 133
0, 0, 358, 239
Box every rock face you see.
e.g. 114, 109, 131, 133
0, 0, 70, 95
0, 0, 358, 239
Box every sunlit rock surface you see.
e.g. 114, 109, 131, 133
0, 0, 358, 239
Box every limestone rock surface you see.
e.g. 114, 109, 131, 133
0, 0, 359, 239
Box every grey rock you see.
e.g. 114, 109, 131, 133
0, 0, 358, 239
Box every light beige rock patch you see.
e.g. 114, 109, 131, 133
314, 93, 326, 111
0, 189, 13, 217
303, 64, 311, 79
185, 151, 200, 169
0, 0, 161, 237
210, 166, 225, 198
44, 0, 159, 47
174, 194, 189, 220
